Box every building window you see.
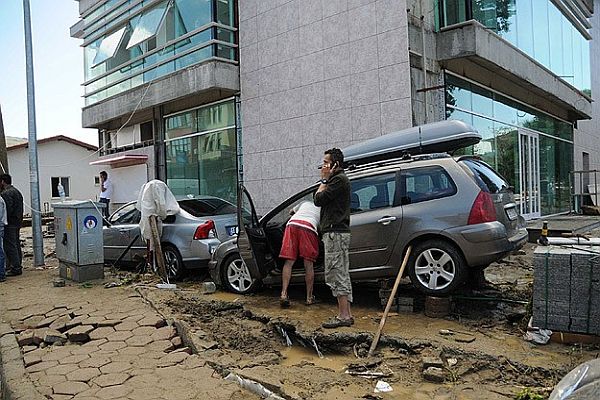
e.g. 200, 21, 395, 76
438, 0, 590, 93
51, 177, 70, 198
166, 100, 237, 204
140, 121, 153, 142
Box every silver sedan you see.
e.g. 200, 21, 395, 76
104, 196, 238, 280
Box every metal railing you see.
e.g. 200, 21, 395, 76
569, 169, 600, 214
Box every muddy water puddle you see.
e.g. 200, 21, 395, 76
281, 345, 350, 371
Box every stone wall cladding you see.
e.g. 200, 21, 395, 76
239, 0, 412, 213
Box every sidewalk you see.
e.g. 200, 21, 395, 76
0, 265, 256, 400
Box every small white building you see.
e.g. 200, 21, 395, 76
8, 135, 102, 216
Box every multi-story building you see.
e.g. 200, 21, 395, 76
72, 0, 597, 219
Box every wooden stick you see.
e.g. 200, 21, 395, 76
148, 216, 167, 282
367, 246, 412, 358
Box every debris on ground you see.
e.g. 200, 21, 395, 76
373, 380, 393, 393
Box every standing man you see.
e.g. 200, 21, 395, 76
99, 171, 113, 219
314, 148, 353, 328
0, 195, 7, 282
279, 200, 321, 308
0, 174, 23, 277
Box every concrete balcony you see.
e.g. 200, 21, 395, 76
82, 60, 240, 128
436, 20, 592, 121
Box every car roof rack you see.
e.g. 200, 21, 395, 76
346, 152, 451, 172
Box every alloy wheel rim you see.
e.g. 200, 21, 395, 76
227, 258, 253, 292
164, 250, 179, 278
414, 248, 455, 291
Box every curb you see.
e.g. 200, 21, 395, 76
0, 323, 45, 400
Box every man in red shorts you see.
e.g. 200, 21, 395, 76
279, 200, 321, 307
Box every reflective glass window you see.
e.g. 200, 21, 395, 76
175, 0, 212, 34
532, 0, 549, 68
127, 2, 169, 49
93, 26, 127, 66
561, 19, 574, 85
442, 0, 467, 26
515, 0, 533, 56
197, 101, 235, 133
471, 85, 493, 116
548, 3, 564, 76
492, 96, 517, 126
216, 0, 235, 26
472, 116, 495, 167
445, 75, 471, 111
472, 0, 497, 30
166, 111, 197, 140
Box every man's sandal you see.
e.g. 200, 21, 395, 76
280, 297, 291, 308
322, 316, 354, 328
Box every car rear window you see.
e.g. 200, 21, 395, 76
459, 158, 510, 194
401, 166, 457, 204
178, 198, 237, 217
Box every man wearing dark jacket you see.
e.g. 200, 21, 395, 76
0, 174, 24, 276
314, 148, 353, 328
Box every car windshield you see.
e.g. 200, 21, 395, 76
459, 158, 510, 194
178, 198, 237, 217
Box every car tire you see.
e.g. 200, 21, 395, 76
159, 244, 185, 281
408, 239, 466, 296
221, 254, 260, 294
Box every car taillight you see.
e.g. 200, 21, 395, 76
467, 191, 496, 225
194, 220, 216, 240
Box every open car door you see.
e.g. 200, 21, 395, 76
236, 184, 277, 279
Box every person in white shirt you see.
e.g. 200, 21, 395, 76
0, 196, 7, 282
279, 200, 321, 307
99, 171, 113, 219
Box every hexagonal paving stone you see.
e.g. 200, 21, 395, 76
92, 373, 130, 387
99, 361, 132, 374
150, 327, 176, 342
114, 321, 139, 332
42, 348, 73, 362
46, 307, 69, 317
37, 372, 66, 387
59, 354, 90, 365
89, 327, 115, 341
24, 353, 42, 368
49, 315, 73, 331
131, 326, 156, 336
146, 340, 175, 353
64, 315, 88, 330
137, 315, 165, 328
66, 367, 101, 382
99, 341, 127, 351
97, 319, 121, 327
79, 355, 112, 369
127, 386, 165, 400
26, 360, 58, 373
125, 335, 153, 347
81, 316, 106, 326
121, 314, 145, 323
46, 363, 79, 376
35, 314, 60, 328
96, 384, 133, 399
106, 330, 133, 342
52, 381, 90, 395
117, 346, 146, 356
22, 315, 45, 328
157, 352, 189, 367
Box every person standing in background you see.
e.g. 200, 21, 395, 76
99, 171, 113, 219
0, 174, 23, 277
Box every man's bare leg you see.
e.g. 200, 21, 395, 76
280, 259, 295, 300
337, 295, 352, 320
304, 259, 314, 303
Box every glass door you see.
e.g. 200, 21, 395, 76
518, 130, 541, 219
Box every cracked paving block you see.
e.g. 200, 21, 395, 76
35, 315, 60, 329
22, 315, 45, 329
82, 316, 106, 327
66, 367, 101, 382
106, 330, 133, 342
79, 355, 112, 369
147, 339, 175, 353
138, 315, 166, 328
99, 341, 127, 351
114, 321, 139, 332
118, 346, 146, 356
59, 353, 90, 365
122, 314, 145, 323
24, 353, 42, 367
125, 335, 153, 347
92, 372, 130, 387
44, 329, 67, 345
99, 361, 132, 374
66, 325, 94, 343
52, 381, 90, 396
131, 326, 156, 336
157, 351, 189, 367
22, 345, 37, 353
49, 315, 73, 332
151, 326, 176, 342
97, 319, 121, 327
47, 363, 80, 376
96, 384, 133, 399
89, 327, 116, 341
64, 315, 88, 331
38, 373, 66, 387
42, 347, 73, 362
26, 360, 59, 373
46, 307, 69, 318
17, 329, 35, 346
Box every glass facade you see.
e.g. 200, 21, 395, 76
445, 74, 574, 215
165, 100, 238, 204
438, 0, 591, 93
83, 0, 237, 105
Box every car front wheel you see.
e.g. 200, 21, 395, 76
408, 239, 466, 296
222, 254, 260, 294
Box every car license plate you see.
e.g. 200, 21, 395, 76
226, 225, 238, 236
505, 207, 518, 221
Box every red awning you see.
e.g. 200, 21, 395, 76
90, 154, 148, 168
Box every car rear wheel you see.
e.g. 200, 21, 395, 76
222, 254, 259, 294
408, 239, 466, 296
158, 244, 185, 281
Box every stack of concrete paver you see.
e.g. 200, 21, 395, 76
533, 245, 600, 335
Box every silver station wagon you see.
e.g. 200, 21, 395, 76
209, 121, 528, 296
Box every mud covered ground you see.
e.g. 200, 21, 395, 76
14, 228, 600, 399
140, 242, 600, 400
